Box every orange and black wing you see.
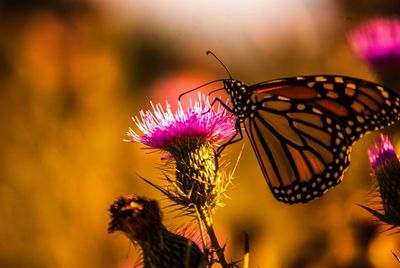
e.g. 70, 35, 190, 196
245, 75, 400, 203
251, 75, 400, 145
244, 95, 350, 203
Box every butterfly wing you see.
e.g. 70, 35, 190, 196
251, 75, 400, 144
241, 75, 400, 204
244, 94, 350, 203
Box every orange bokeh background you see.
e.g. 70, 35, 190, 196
1, 1, 400, 267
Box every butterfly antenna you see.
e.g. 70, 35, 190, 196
206, 51, 233, 79
178, 79, 225, 101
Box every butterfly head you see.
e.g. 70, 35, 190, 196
223, 79, 252, 118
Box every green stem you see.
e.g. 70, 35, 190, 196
198, 206, 229, 268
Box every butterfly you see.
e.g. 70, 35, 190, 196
210, 74, 400, 204
180, 51, 400, 204
178, 51, 400, 204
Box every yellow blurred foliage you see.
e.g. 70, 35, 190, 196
1, 1, 400, 267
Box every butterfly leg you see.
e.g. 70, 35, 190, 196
207, 97, 243, 155
209, 97, 235, 113
201, 97, 234, 116
216, 120, 243, 156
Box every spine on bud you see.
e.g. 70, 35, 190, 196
173, 141, 221, 211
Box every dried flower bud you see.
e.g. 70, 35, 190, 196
108, 195, 205, 268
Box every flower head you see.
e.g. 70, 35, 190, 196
368, 134, 398, 170
127, 93, 235, 214
362, 134, 400, 226
127, 93, 235, 156
108, 194, 162, 240
122, 93, 236, 266
349, 18, 400, 65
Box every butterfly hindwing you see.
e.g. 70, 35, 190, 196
243, 94, 350, 203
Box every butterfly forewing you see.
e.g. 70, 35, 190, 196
244, 95, 350, 203
252, 75, 400, 144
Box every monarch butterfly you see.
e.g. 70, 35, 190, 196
181, 52, 400, 204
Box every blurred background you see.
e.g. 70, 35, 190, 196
1, 0, 400, 267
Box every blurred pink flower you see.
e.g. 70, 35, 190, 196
127, 93, 235, 155
349, 18, 400, 65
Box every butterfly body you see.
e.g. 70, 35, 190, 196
223, 80, 253, 121
219, 75, 400, 204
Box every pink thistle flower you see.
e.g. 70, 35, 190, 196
368, 134, 398, 170
125, 94, 236, 267
361, 134, 400, 227
349, 18, 400, 65
348, 18, 400, 88
127, 93, 235, 215
127, 93, 235, 156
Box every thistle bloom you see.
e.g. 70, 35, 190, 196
127, 94, 235, 267
361, 134, 400, 226
349, 18, 400, 65
127, 94, 236, 156
348, 18, 400, 88
108, 195, 205, 268
368, 134, 398, 170
127, 94, 236, 213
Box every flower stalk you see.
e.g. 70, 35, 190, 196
197, 205, 229, 267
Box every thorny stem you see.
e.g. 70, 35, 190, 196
198, 206, 229, 268
195, 206, 208, 255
